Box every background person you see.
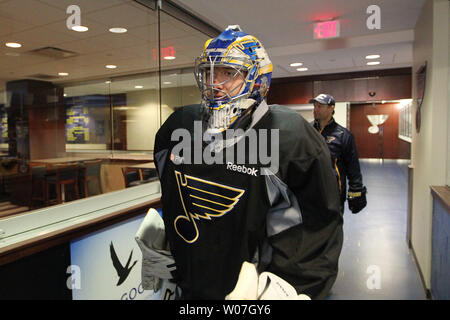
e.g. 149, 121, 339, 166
310, 94, 367, 214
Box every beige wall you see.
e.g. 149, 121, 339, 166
125, 89, 160, 151
448, 2, 450, 187
125, 85, 201, 151
411, 0, 449, 289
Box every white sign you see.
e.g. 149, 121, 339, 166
70, 213, 169, 300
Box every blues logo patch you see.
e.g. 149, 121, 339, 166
173, 171, 245, 243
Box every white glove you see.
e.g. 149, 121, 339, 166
225, 261, 311, 300
135, 208, 176, 292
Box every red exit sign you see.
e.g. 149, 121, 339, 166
152, 46, 176, 61
314, 20, 340, 39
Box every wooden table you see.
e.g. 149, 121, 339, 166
127, 162, 156, 170
126, 162, 156, 180
30, 157, 100, 168
109, 154, 153, 161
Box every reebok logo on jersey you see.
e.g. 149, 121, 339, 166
226, 162, 258, 176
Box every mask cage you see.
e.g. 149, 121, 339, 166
194, 55, 257, 108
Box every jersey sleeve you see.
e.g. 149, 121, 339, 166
266, 113, 344, 300
342, 131, 364, 189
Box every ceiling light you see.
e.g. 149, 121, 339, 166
106, 65, 117, 69
367, 61, 380, 65
296, 67, 309, 71
5, 42, 22, 48
365, 54, 381, 59
135, 85, 143, 89
71, 25, 89, 32
105, 80, 111, 84
58, 72, 69, 76
290, 62, 303, 67
163, 81, 172, 85
109, 27, 128, 34
164, 56, 176, 60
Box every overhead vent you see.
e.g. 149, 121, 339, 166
27, 47, 78, 59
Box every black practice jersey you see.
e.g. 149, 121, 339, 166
154, 102, 343, 299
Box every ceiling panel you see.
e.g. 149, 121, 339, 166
173, 0, 425, 77
44, 18, 114, 40
124, 24, 158, 42
0, 0, 425, 85
37, 0, 130, 13
0, 25, 79, 52
0, 15, 35, 37
0, 0, 65, 26
85, 2, 157, 29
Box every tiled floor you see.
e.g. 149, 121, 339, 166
327, 159, 426, 300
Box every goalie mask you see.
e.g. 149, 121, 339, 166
194, 25, 273, 132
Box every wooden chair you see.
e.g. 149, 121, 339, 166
121, 167, 144, 188
141, 168, 157, 180
30, 165, 49, 208
46, 164, 80, 204
79, 160, 102, 197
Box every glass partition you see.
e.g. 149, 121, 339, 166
159, 11, 208, 119
0, 0, 216, 221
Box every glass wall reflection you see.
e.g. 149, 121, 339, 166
0, 0, 210, 218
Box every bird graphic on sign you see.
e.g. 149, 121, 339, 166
110, 242, 137, 286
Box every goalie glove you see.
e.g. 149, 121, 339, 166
225, 262, 311, 300
135, 208, 176, 292
347, 186, 367, 214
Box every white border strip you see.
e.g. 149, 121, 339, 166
0, 182, 161, 248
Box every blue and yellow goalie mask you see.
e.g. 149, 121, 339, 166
194, 25, 273, 132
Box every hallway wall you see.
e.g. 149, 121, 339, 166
411, 0, 450, 291
268, 69, 411, 105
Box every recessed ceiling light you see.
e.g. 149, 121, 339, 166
365, 54, 381, 59
71, 25, 89, 32
106, 65, 117, 69
296, 67, 309, 71
367, 61, 380, 65
105, 80, 111, 84
135, 85, 143, 89
109, 27, 128, 34
290, 62, 303, 67
163, 81, 172, 85
5, 42, 22, 48
58, 72, 69, 76
164, 56, 176, 60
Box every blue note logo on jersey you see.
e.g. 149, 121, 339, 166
173, 170, 245, 243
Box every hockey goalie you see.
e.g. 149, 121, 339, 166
136, 25, 343, 300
